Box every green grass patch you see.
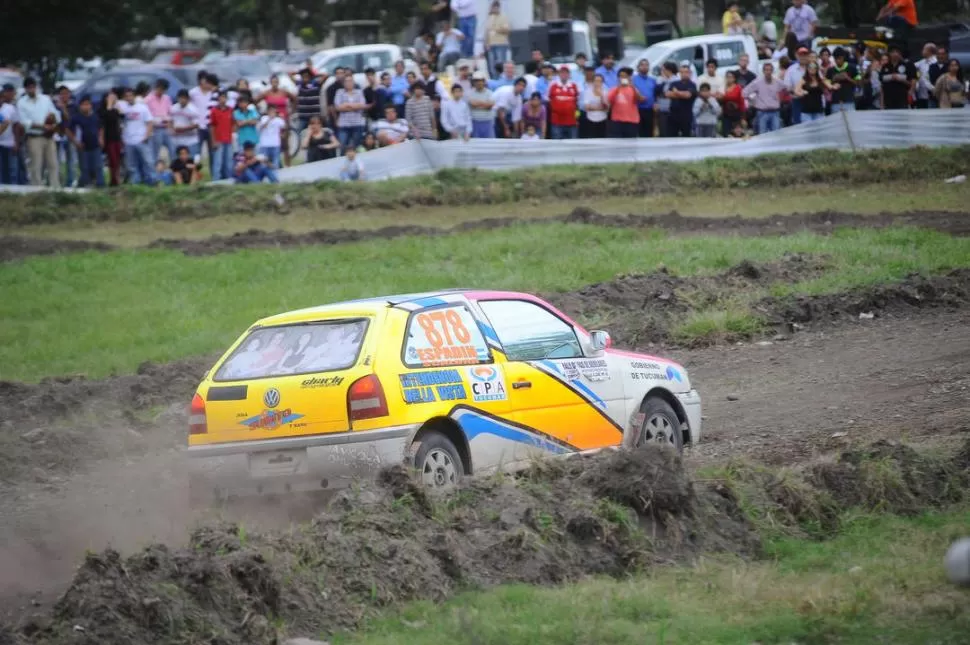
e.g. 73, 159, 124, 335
671, 307, 766, 345
3, 224, 969, 381
3, 146, 969, 228
330, 509, 970, 645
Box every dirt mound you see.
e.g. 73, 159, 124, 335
9, 208, 968, 261
0, 357, 215, 428
547, 253, 829, 347
0, 237, 115, 263
760, 268, 970, 327
12, 447, 758, 645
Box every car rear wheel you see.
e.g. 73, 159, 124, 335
638, 397, 685, 453
412, 432, 464, 491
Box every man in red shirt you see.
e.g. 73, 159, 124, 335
208, 91, 234, 180
548, 65, 580, 139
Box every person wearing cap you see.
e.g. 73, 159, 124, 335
16, 77, 61, 187
466, 71, 495, 138
453, 62, 473, 93
548, 64, 580, 139
879, 45, 917, 110
781, 0, 818, 49
632, 59, 656, 137
0, 83, 20, 185
826, 47, 860, 113
595, 53, 619, 89
233, 141, 278, 184
606, 67, 643, 138
784, 46, 810, 123
484, 1, 511, 77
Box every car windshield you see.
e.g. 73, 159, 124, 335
227, 57, 272, 78
202, 51, 226, 63
0, 72, 21, 87
620, 42, 673, 70
61, 68, 94, 81
285, 52, 309, 63
214, 320, 368, 381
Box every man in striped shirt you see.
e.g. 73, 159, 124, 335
333, 75, 368, 152
296, 68, 323, 132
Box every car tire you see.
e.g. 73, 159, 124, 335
411, 431, 465, 491
638, 396, 685, 453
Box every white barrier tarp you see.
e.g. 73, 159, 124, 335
3, 110, 969, 192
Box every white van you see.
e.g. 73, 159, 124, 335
620, 34, 760, 78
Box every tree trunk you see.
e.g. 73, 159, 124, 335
702, 0, 720, 34
543, 0, 560, 20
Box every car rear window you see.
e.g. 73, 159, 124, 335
214, 320, 368, 381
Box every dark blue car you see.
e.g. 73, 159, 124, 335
73, 65, 195, 107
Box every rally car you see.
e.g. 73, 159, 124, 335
186, 290, 701, 501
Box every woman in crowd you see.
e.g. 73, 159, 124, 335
794, 62, 832, 122
302, 115, 340, 163
934, 60, 967, 108
720, 70, 746, 135
581, 73, 609, 138
257, 75, 296, 166
520, 92, 547, 139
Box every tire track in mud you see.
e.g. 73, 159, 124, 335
3, 208, 969, 262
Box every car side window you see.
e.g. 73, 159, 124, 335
403, 304, 491, 368
89, 74, 123, 93
477, 300, 583, 362
322, 53, 358, 75
710, 40, 745, 67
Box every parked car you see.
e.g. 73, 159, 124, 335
186, 289, 701, 502
73, 65, 194, 105
210, 54, 297, 95
620, 33, 760, 78
0, 68, 24, 98
151, 49, 206, 66
312, 44, 417, 89
271, 50, 313, 77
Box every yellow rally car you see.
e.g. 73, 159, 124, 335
187, 290, 702, 500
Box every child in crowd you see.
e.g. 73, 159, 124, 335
258, 104, 286, 169
154, 159, 174, 186
233, 141, 278, 184
693, 82, 722, 137
520, 123, 541, 140
170, 145, 201, 184
340, 148, 365, 181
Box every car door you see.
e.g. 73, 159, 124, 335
475, 299, 625, 460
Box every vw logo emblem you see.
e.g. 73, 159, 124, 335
263, 388, 281, 408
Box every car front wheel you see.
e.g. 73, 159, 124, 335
638, 396, 685, 453
411, 431, 465, 491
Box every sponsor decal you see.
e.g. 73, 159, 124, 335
399, 369, 467, 404
630, 360, 662, 370
559, 358, 610, 382
240, 408, 304, 430
630, 364, 684, 383
466, 365, 508, 402
301, 375, 345, 389
405, 307, 491, 367
666, 365, 683, 382
263, 387, 281, 408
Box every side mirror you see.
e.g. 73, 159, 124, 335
589, 330, 611, 353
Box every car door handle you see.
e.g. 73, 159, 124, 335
512, 380, 532, 390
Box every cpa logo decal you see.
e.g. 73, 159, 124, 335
665, 366, 683, 382
263, 388, 281, 408
465, 366, 507, 402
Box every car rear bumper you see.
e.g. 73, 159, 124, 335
676, 389, 702, 444
186, 424, 418, 501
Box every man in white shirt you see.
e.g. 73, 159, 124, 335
16, 77, 61, 187
170, 89, 201, 157
188, 72, 217, 174
372, 104, 410, 146
696, 59, 725, 97
119, 84, 155, 185
914, 43, 937, 109
0, 83, 20, 185
492, 76, 526, 138
784, 47, 809, 124
451, 0, 478, 58
782, 0, 818, 48
436, 25, 465, 71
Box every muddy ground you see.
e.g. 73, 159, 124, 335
2, 208, 968, 261
1, 305, 968, 631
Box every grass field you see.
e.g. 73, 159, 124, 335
2, 146, 968, 227
12, 181, 970, 247
3, 225, 969, 382
330, 509, 970, 645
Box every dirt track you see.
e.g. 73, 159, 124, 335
1, 307, 968, 626
2, 208, 969, 261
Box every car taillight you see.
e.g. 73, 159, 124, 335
347, 375, 388, 422
189, 393, 207, 435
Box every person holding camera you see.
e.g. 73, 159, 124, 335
16, 77, 61, 187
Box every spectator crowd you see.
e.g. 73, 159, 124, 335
0, 0, 966, 189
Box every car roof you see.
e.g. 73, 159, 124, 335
253, 289, 543, 326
